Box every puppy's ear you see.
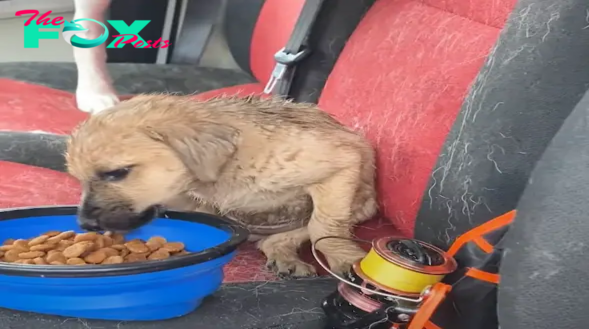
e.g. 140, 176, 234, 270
145, 122, 240, 182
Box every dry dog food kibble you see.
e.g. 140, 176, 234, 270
0, 231, 189, 265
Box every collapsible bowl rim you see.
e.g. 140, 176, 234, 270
0, 205, 249, 278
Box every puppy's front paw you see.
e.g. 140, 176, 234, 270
266, 257, 317, 279
76, 89, 119, 114
324, 247, 367, 275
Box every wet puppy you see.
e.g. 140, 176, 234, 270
66, 95, 378, 277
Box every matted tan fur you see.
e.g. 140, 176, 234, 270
66, 94, 378, 277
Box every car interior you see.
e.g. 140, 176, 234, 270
0, 0, 588, 328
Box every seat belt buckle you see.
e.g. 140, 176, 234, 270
263, 47, 310, 94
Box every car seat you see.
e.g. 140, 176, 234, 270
498, 88, 589, 329
1, 0, 589, 327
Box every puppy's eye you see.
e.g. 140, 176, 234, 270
98, 167, 132, 182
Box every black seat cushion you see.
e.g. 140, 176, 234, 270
0, 62, 255, 95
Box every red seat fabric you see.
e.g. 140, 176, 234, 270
0, 79, 88, 135
318, 0, 516, 237
0, 79, 266, 135
421, 0, 514, 28
0, 162, 80, 207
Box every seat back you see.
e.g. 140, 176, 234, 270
224, 0, 374, 102
316, 1, 589, 327
317, 0, 516, 237
224, 0, 304, 81
247, 0, 304, 84
414, 0, 589, 249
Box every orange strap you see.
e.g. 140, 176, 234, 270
471, 236, 494, 253
423, 320, 442, 329
406, 211, 511, 328
465, 268, 500, 284
447, 210, 516, 256
408, 283, 451, 329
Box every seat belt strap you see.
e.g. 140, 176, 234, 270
263, 0, 326, 97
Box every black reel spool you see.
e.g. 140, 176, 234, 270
387, 240, 444, 267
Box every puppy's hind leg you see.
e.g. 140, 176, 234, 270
73, 0, 119, 113
257, 227, 316, 278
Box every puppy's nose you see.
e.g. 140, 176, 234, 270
79, 219, 102, 232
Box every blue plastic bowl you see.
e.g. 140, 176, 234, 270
0, 206, 248, 321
